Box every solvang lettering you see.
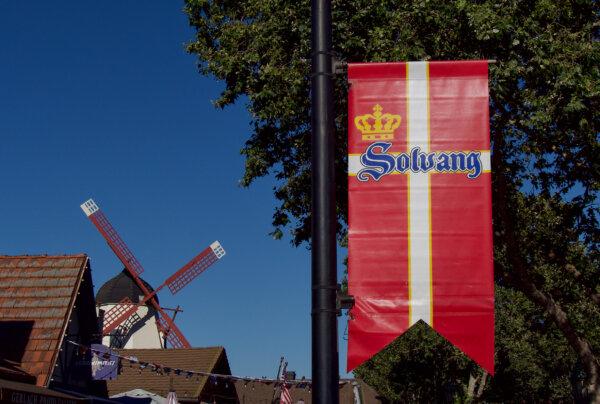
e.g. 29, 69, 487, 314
357, 142, 483, 181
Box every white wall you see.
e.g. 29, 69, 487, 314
98, 303, 164, 349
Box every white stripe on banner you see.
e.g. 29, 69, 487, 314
407, 61, 432, 326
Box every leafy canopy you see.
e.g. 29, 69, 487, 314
185, 0, 599, 400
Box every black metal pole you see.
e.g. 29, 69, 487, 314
311, 0, 339, 402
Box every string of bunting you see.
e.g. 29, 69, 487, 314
68, 340, 351, 389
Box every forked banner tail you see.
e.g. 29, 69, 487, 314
347, 61, 494, 373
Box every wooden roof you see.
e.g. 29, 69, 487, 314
0, 255, 89, 387
107, 347, 229, 400
234, 379, 383, 404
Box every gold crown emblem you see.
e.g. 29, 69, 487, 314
354, 104, 402, 141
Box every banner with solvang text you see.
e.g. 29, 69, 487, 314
347, 61, 494, 373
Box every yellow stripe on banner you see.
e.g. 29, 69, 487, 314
406, 62, 412, 325
426, 62, 433, 328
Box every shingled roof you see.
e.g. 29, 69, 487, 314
234, 379, 383, 404
108, 347, 236, 402
0, 255, 89, 387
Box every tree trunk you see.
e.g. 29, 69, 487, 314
476, 371, 487, 398
516, 272, 600, 402
467, 373, 478, 398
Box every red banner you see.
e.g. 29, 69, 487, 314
347, 61, 494, 374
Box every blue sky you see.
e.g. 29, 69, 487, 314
0, 1, 349, 379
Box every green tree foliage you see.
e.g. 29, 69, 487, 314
185, 0, 599, 401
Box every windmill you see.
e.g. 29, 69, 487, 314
81, 198, 225, 349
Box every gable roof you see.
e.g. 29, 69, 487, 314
0, 254, 89, 387
107, 347, 228, 400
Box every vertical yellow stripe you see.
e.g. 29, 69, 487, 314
406, 62, 412, 326
426, 62, 433, 327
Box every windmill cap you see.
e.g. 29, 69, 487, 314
96, 269, 159, 305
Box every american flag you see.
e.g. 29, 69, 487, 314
280, 363, 293, 404
167, 390, 179, 404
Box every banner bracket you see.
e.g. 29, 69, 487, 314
333, 58, 347, 74
336, 283, 354, 315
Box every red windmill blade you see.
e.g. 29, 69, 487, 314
80, 199, 144, 275
165, 241, 225, 294
81, 198, 226, 348
101, 297, 137, 335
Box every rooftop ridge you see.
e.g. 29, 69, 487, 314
0, 253, 88, 258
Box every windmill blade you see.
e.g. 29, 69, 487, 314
103, 294, 191, 348
164, 241, 225, 294
153, 303, 190, 348
81, 199, 145, 275
102, 297, 138, 335
82, 199, 163, 335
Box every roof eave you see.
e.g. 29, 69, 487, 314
45, 256, 89, 387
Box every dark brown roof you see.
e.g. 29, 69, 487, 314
0, 255, 89, 387
107, 347, 227, 400
235, 379, 383, 404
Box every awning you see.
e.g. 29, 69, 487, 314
110, 389, 166, 404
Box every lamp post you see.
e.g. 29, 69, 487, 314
310, 0, 339, 402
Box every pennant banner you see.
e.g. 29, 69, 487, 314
91, 344, 119, 380
347, 61, 494, 373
